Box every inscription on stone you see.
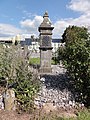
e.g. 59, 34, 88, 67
42, 36, 49, 46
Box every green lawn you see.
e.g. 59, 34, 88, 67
29, 57, 40, 65
29, 57, 56, 65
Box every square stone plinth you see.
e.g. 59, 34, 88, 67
39, 67, 52, 73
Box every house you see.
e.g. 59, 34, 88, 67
20, 38, 40, 52
0, 36, 63, 53
20, 38, 62, 53
0, 37, 12, 47
52, 39, 62, 53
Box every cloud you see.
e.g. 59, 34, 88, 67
67, 0, 90, 14
53, 0, 90, 38
0, 0, 88, 38
20, 15, 43, 35
19, 0, 90, 38
53, 20, 70, 38
0, 24, 22, 37
53, 14, 90, 38
0, 0, 90, 39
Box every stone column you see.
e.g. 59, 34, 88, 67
38, 11, 54, 73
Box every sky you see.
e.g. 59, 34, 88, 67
0, 0, 90, 38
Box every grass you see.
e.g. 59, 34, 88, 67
55, 109, 90, 120
75, 110, 90, 120
29, 57, 40, 65
29, 57, 56, 65
32, 109, 90, 120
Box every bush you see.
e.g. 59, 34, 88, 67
0, 45, 40, 112
58, 26, 90, 106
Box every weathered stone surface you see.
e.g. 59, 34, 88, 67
38, 12, 54, 73
4, 89, 15, 111
0, 94, 4, 110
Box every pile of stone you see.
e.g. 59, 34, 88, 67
52, 65, 66, 74
34, 74, 84, 110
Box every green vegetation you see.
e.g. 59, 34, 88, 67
62, 26, 88, 44
29, 57, 40, 65
58, 26, 90, 106
31, 109, 90, 120
59, 110, 90, 120
51, 59, 57, 65
29, 57, 56, 65
0, 45, 40, 112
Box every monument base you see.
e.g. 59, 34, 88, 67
39, 67, 52, 73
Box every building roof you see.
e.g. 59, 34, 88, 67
20, 38, 32, 46
0, 37, 12, 44
20, 38, 62, 46
52, 39, 62, 43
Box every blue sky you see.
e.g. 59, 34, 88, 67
0, 0, 90, 38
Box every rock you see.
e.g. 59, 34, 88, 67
34, 65, 84, 110
43, 103, 57, 113
72, 100, 75, 107
4, 89, 16, 111
0, 94, 4, 110
69, 101, 73, 106
40, 77, 45, 82
81, 103, 84, 107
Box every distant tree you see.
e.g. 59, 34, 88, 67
58, 26, 90, 106
31, 35, 35, 42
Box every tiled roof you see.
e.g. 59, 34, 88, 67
52, 39, 62, 43
20, 38, 32, 46
20, 38, 62, 46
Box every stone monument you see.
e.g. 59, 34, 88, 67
38, 11, 54, 73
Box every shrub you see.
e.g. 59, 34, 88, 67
58, 26, 90, 106
0, 45, 40, 112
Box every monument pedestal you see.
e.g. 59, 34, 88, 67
38, 11, 54, 74
39, 47, 53, 73
39, 67, 52, 73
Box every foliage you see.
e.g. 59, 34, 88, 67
62, 26, 88, 44
0, 44, 40, 112
29, 57, 40, 65
29, 57, 57, 65
14, 59, 40, 112
31, 109, 90, 120
0, 45, 15, 88
52, 51, 59, 65
58, 26, 90, 106
51, 58, 57, 65
76, 109, 90, 120
57, 44, 65, 62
